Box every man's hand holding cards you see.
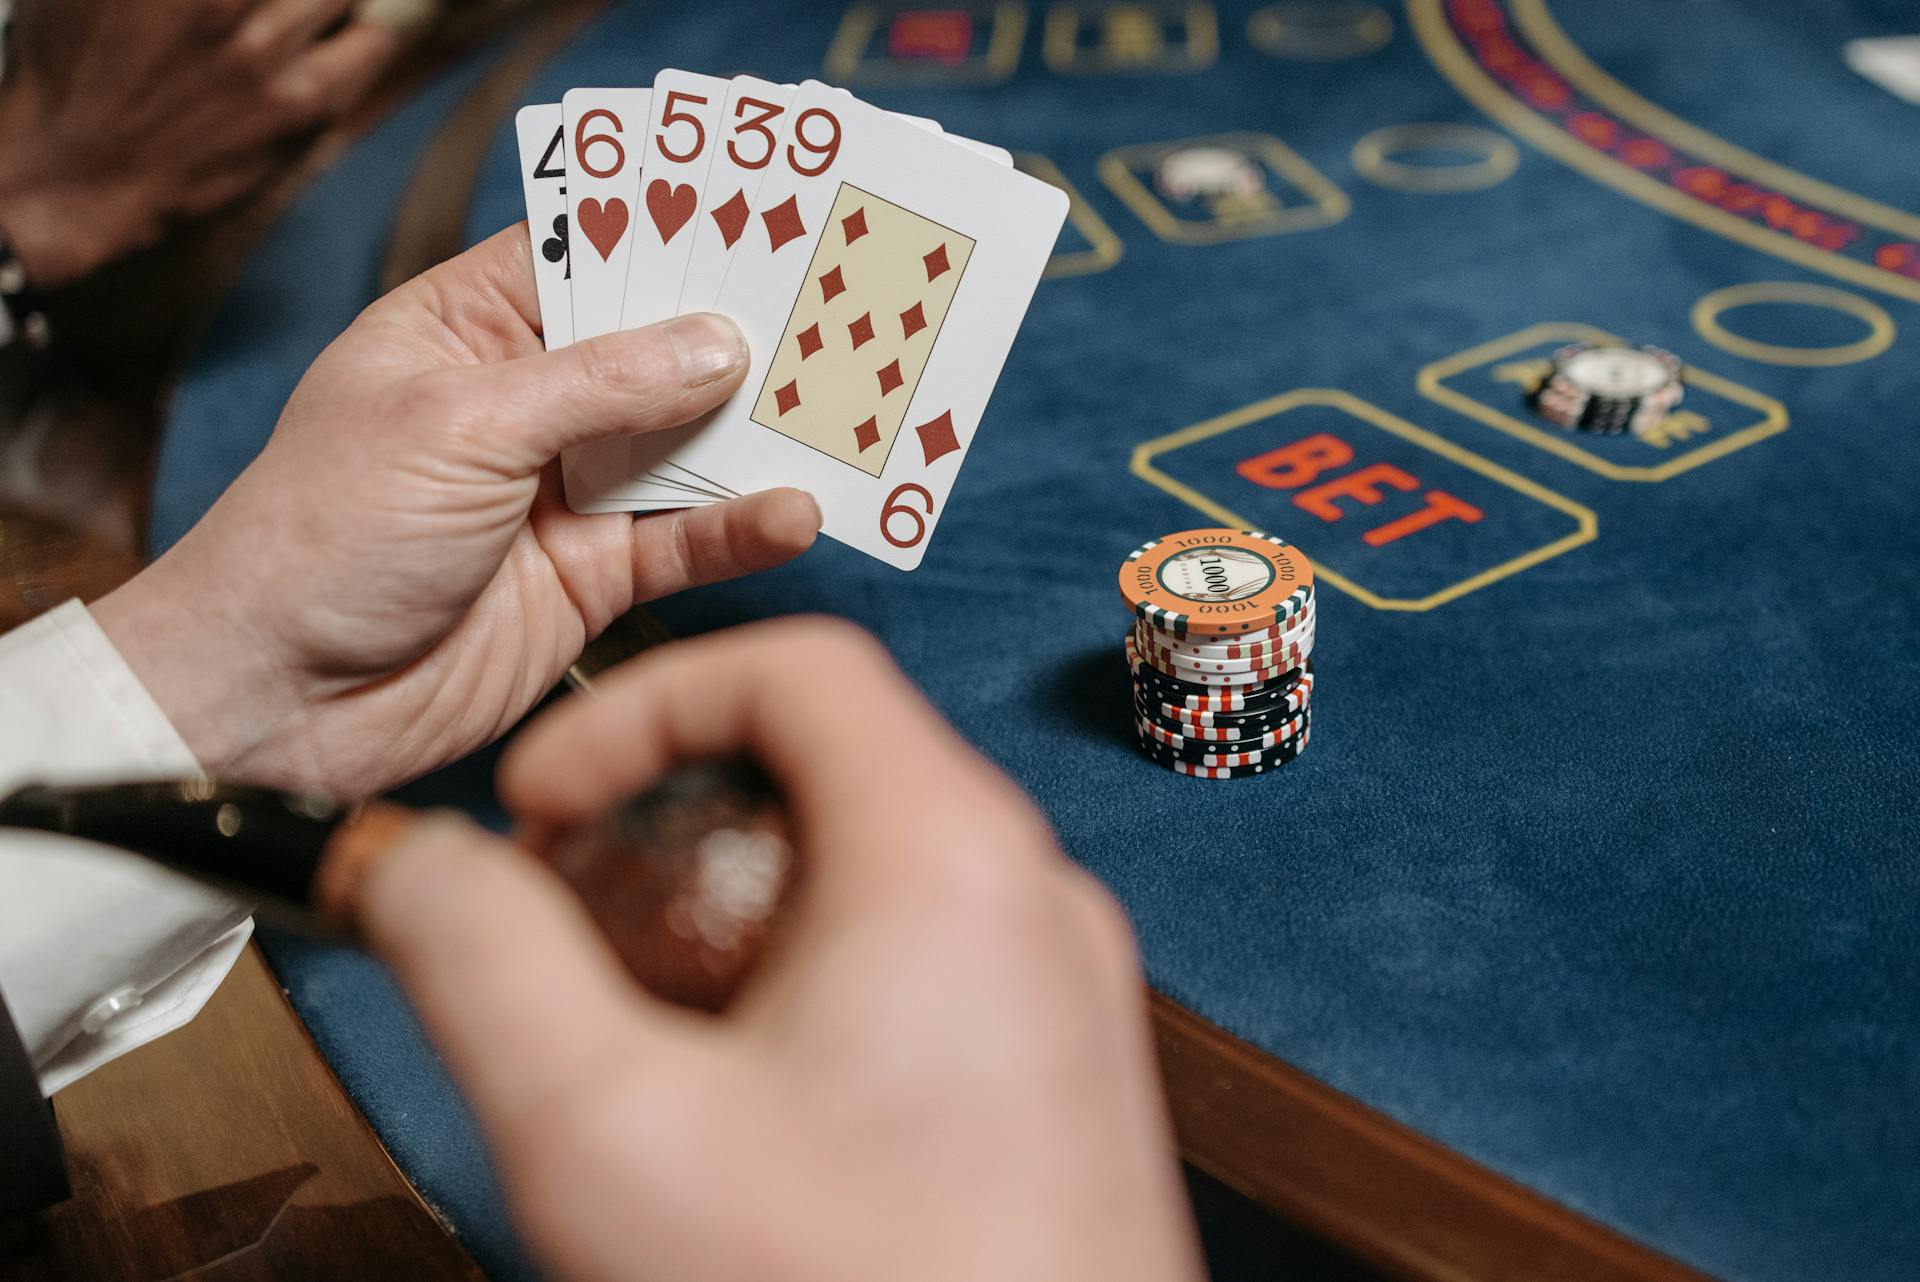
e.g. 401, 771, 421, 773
516, 74, 1066, 569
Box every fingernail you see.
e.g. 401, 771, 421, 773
314, 805, 468, 929
665, 313, 747, 387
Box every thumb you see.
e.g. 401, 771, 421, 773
340, 811, 696, 1147
428, 312, 750, 475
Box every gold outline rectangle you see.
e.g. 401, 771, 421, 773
825, 2, 1029, 86
1098, 132, 1349, 245
1417, 323, 1789, 482
1132, 388, 1598, 611
1041, 1, 1219, 74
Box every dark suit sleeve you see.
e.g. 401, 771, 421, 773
0, 984, 68, 1217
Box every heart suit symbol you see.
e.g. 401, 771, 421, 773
646, 179, 697, 244
577, 197, 629, 261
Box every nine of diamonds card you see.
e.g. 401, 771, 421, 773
514, 72, 1066, 568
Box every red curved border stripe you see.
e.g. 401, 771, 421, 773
1411, 0, 1920, 303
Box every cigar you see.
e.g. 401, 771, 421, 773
0, 761, 791, 1011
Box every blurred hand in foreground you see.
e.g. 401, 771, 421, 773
351, 618, 1206, 1282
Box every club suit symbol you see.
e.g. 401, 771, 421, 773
541, 214, 569, 280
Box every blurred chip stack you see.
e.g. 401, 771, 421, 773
1530, 341, 1684, 437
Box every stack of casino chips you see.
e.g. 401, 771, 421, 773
1117, 528, 1316, 779
1531, 342, 1683, 436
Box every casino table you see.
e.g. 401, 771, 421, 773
150, 2, 1920, 1279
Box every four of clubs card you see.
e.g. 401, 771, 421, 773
516, 73, 1065, 569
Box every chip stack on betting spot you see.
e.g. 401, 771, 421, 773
1118, 529, 1316, 778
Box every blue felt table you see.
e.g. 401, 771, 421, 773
152, 3, 1920, 1279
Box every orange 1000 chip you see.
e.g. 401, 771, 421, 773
1118, 528, 1314, 638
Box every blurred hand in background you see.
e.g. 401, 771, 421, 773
0, 0, 408, 287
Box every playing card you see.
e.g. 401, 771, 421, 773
553, 88, 649, 507
599, 75, 794, 504
633, 83, 1068, 569
622, 70, 728, 331
677, 77, 795, 315
1846, 36, 1920, 104
534, 91, 719, 510
515, 105, 574, 351
592, 71, 737, 503
518, 102, 616, 503
561, 88, 649, 337
947, 134, 1013, 167
607, 80, 950, 505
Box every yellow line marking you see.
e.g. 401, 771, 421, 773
1248, 1, 1393, 60
1689, 281, 1897, 367
1351, 122, 1519, 193
1014, 152, 1126, 277
1416, 322, 1790, 482
1405, 0, 1920, 304
1098, 131, 1349, 245
1131, 388, 1598, 611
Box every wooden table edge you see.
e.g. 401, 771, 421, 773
1154, 994, 1712, 1282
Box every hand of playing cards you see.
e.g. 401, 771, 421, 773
517, 74, 1068, 569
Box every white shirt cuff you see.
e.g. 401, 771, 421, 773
0, 600, 254, 1093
